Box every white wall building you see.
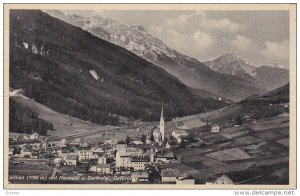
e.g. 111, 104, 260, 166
64, 154, 77, 166
30, 132, 39, 140
161, 168, 182, 183
77, 149, 94, 161
115, 147, 143, 168
211, 124, 220, 133
214, 175, 234, 184
89, 164, 112, 174
172, 130, 187, 143
130, 156, 150, 171
98, 156, 107, 164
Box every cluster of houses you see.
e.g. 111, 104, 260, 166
9, 107, 239, 184
9, 133, 197, 184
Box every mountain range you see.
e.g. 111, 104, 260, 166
9, 10, 227, 127
44, 10, 288, 101
203, 52, 289, 91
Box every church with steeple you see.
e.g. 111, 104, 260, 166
160, 106, 165, 141
153, 106, 165, 142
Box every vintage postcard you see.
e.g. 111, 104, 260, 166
3, 4, 296, 189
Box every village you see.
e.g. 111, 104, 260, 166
8, 106, 223, 185
8, 103, 289, 185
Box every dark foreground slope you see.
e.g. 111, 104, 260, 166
9, 10, 226, 124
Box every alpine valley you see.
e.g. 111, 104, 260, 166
45, 10, 288, 101
9, 10, 227, 131
8, 9, 291, 186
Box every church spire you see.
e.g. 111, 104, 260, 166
160, 105, 165, 141
160, 105, 164, 120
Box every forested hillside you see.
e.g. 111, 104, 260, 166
9, 98, 54, 135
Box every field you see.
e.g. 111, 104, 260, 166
233, 136, 262, 146
248, 122, 289, 132
254, 131, 282, 141
173, 110, 290, 184
205, 147, 252, 161
220, 126, 249, 140
11, 96, 110, 137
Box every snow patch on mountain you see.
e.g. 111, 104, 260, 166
89, 70, 100, 80
31, 44, 38, 54
22, 42, 28, 49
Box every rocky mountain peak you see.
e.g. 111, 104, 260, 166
131, 25, 147, 33
204, 52, 257, 77
43, 10, 199, 65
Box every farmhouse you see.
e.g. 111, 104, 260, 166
98, 156, 107, 164
65, 154, 78, 166
155, 151, 175, 163
74, 138, 83, 143
20, 145, 32, 158
206, 175, 234, 185
153, 128, 162, 143
54, 158, 62, 166
211, 124, 220, 132
53, 146, 63, 155
18, 135, 29, 140
30, 132, 39, 140
214, 175, 234, 184
61, 138, 68, 144
9, 148, 14, 156
89, 164, 112, 174
172, 130, 188, 143
161, 168, 182, 183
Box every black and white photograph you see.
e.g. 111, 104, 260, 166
3, 3, 296, 189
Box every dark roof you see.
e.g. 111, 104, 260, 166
156, 151, 174, 158
66, 154, 78, 160
131, 156, 150, 162
93, 164, 111, 168
61, 165, 76, 172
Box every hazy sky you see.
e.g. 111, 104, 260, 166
62, 10, 290, 68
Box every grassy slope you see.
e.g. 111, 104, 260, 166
10, 94, 109, 137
